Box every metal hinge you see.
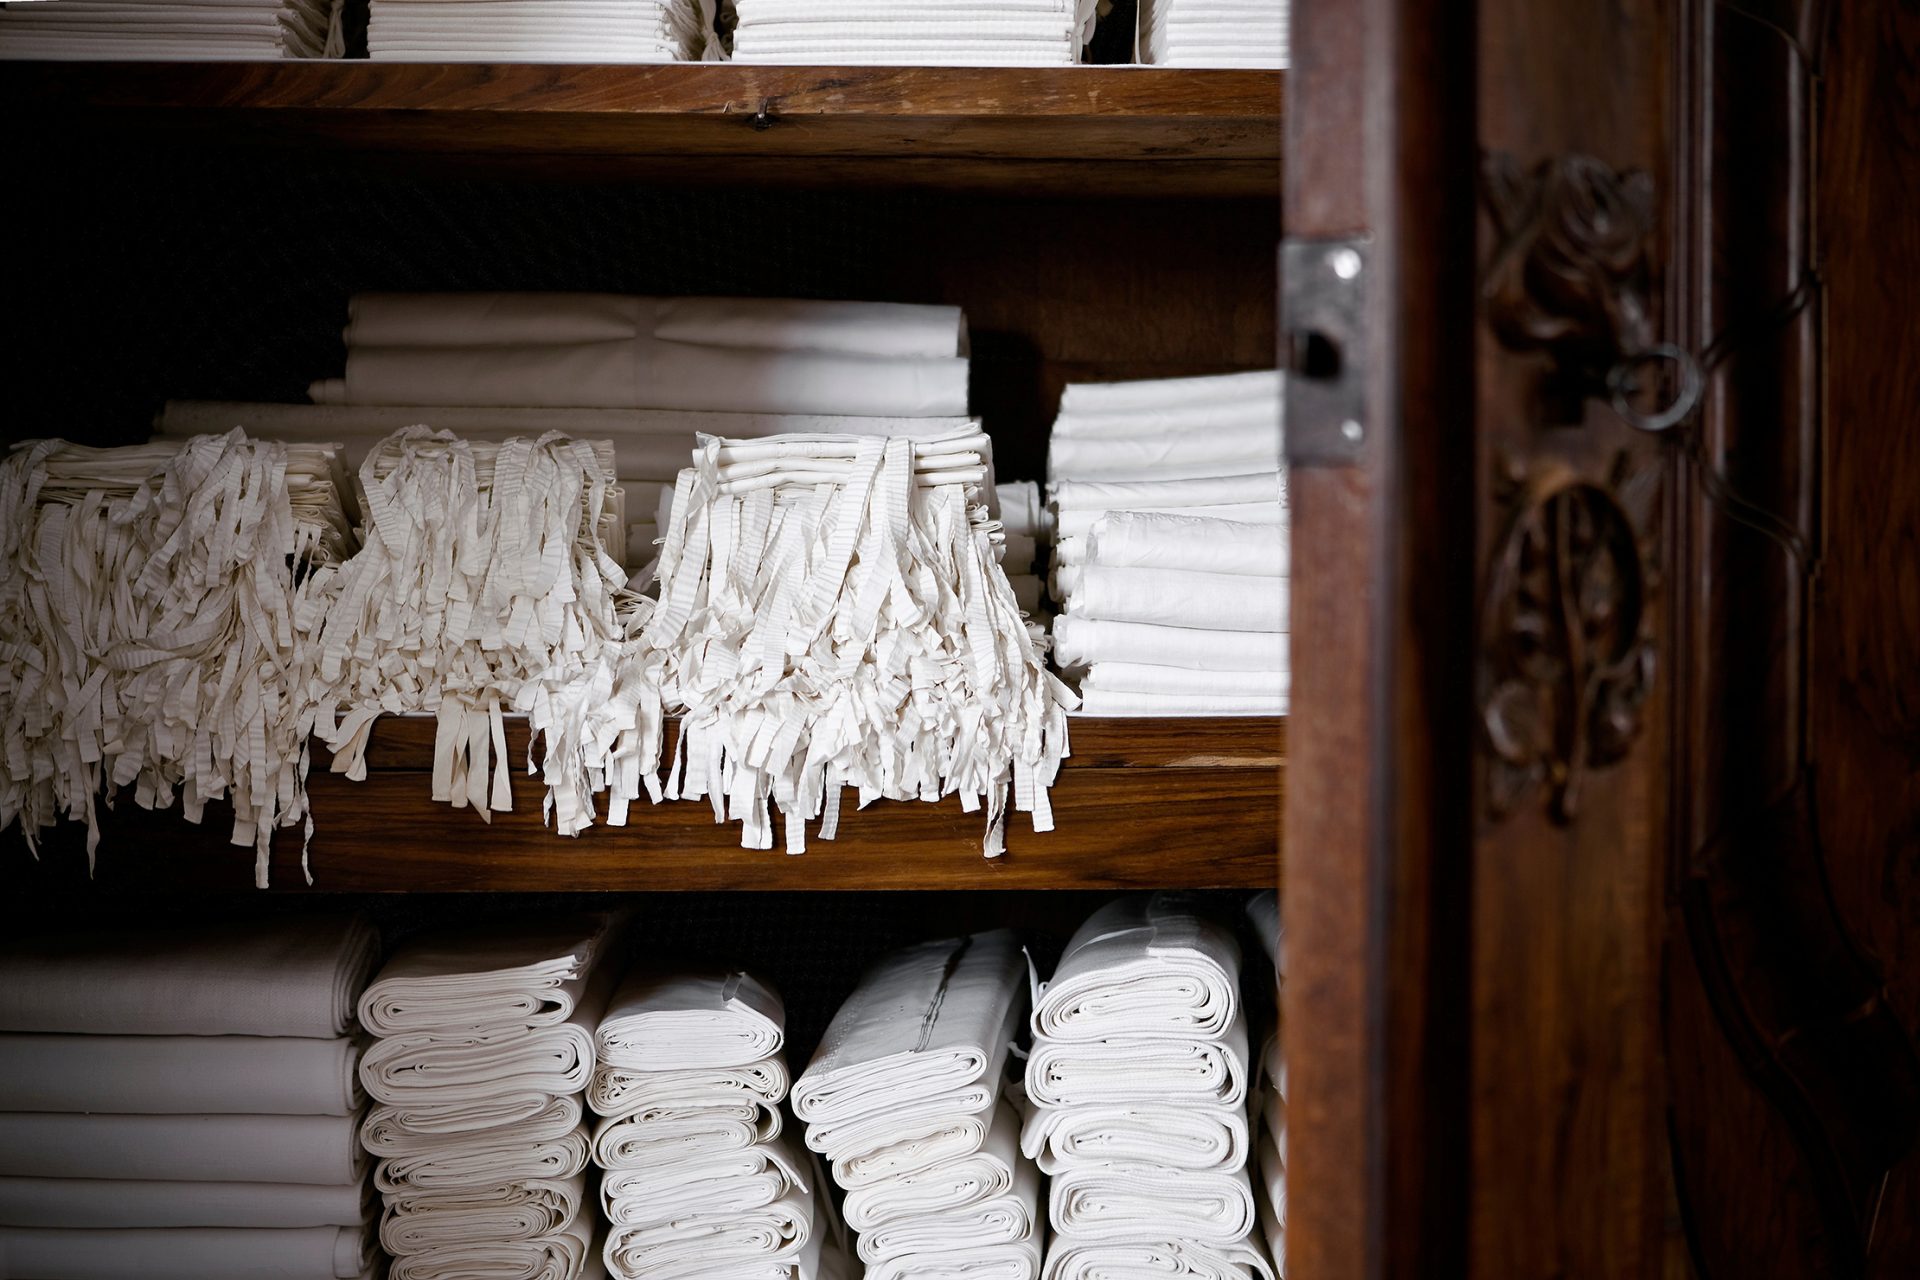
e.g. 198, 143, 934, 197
1281, 235, 1371, 466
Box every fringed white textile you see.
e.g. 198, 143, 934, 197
0, 433, 353, 885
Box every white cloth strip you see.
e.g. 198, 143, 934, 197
1086, 510, 1288, 577
0, 1112, 366, 1184
1048, 1163, 1258, 1246
1026, 1016, 1250, 1110
380, 1173, 587, 1256
373, 1124, 592, 1194
0, 1177, 371, 1230
0, 916, 376, 1037
1053, 501, 1284, 541
0, 1225, 373, 1280
1034, 895, 1241, 1040
1083, 664, 1289, 699
601, 1136, 809, 1229
1075, 689, 1287, 716
1041, 1238, 1275, 1280
386, 1212, 595, 1280
1051, 618, 1286, 673
1064, 566, 1286, 632
0, 1033, 362, 1116
854, 1150, 1040, 1265
588, 1055, 790, 1121
1020, 1100, 1248, 1175
591, 1098, 783, 1169
842, 1100, 1019, 1229
357, 914, 614, 1037
361, 1093, 582, 1157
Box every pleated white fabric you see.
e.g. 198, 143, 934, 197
0, 1033, 363, 1115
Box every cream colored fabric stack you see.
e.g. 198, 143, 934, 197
0, 432, 355, 884
1139, 0, 1286, 68
0, 0, 344, 60
369, 0, 717, 62
0, 917, 381, 1280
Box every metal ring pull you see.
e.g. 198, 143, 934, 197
1605, 343, 1704, 434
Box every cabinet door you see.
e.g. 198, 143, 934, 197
1283, 2, 1675, 1275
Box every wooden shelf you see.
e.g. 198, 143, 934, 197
5, 716, 1284, 893
0, 62, 1283, 196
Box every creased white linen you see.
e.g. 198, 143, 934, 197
1046, 433, 1282, 485
842, 1101, 1019, 1230
358, 978, 607, 1106
1141, 0, 1289, 68
1076, 690, 1286, 717
1051, 618, 1284, 674
1065, 566, 1286, 633
600, 1139, 809, 1228
603, 1187, 814, 1277
596, 968, 785, 1070
0, 1224, 373, 1280
588, 1056, 789, 1120
830, 1107, 998, 1188
592, 1099, 783, 1169
386, 1211, 596, 1280
1058, 371, 1280, 416
0, 1112, 366, 1185
1036, 895, 1241, 1041
1053, 501, 1283, 541
1050, 1165, 1256, 1247
854, 1151, 1041, 1265
1026, 1019, 1250, 1110
1021, 1102, 1249, 1175
0, 1177, 372, 1230
868, 1239, 1044, 1280
1085, 511, 1287, 578
0, 1032, 362, 1115
1080, 665, 1287, 699
373, 1124, 592, 1194
380, 1173, 587, 1256
361, 1091, 573, 1145
1042, 1238, 1276, 1280
1049, 474, 1280, 515
358, 914, 615, 1037
362, 1094, 582, 1158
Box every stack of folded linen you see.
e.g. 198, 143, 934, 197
0, 433, 357, 883
1139, 0, 1287, 68
356, 915, 617, 1280
368, 0, 715, 62
998, 478, 1048, 618
729, 0, 1099, 66
588, 966, 832, 1278
1045, 371, 1287, 716
1025, 896, 1274, 1280
0, 917, 381, 1280
794, 930, 1043, 1280
1246, 892, 1285, 1274
0, 0, 344, 60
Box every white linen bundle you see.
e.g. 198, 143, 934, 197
308, 427, 638, 832
1027, 896, 1274, 1280
730, 0, 1099, 66
358, 914, 616, 1037
595, 968, 786, 1070
0, 434, 354, 882
369, 0, 716, 62
1140, 0, 1288, 68
0, 0, 345, 60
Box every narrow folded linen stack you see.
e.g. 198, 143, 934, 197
0, 917, 380, 1280
1139, 0, 1287, 69
0, 433, 356, 882
1026, 897, 1274, 1280
587, 965, 834, 1278
357, 914, 616, 1280
369, 0, 716, 61
1245, 891, 1285, 1274
0, 0, 344, 60
795, 930, 1042, 1278
307, 292, 971, 418
730, 0, 1100, 66
1044, 372, 1288, 716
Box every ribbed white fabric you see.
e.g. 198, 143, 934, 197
0, 1225, 373, 1280
359, 915, 615, 1038
1051, 619, 1284, 674
595, 969, 785, 1070
386, 1211, 597, 1280
0, 1177, 372, 1230
1042, 1239, 1276, 1280
1035, 896, 1242, 1041
1140, 0, 1288, 68
600, 1139, 809, 1228
0, 1112, 366, 1185
361, 1094, 582, 1159
379, 1174, 587, 1256
361, 1091, 574, 1147
1021, 1102, 1249, 1175
855, 1153, 1041, 1266
1050, 475, 1280, 516
0, 1033, 363, 1116
0, 915, 376, 1038
589, 1056, 789, 1120
843, 1101, 1020, 1229
0, 0, 345, 59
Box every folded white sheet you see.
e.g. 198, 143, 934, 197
793, 931, 1025, 1127
1041, 1238, 1275, 1280
362, 1093, 581, 1157
1049, 474, 1280, 514
589, 1056, 790, 1121
1082, 664, 1288, 700
1086, 511, 1288, 578
805, 1086, 1001, 1165
1048, 432, 1282, 485
361, 1091, 571, 1145
359, 1018, 599, 1105
1054, 501, 1285, 541
1058, 371, 1281, 416
387, 1212, 595, 1280
1075, 689, 1287, 717
603, 1187, 813, 1277
1026, 1016, 1250, 1110
829, 1105, 995, 1189
380, 1173, 587, 1257
1049, 1164, 1257, 1246
0, 1177, 370, 1230
1064, 567, 1286, 633
656, 297, 968, 359
867, 1239, 1042, 1280
1020, 1100, 1249, 1174
595, 969, 785, 1071
357, 914, 613, 1037
1037, 896, 1240, 1040
1052, 618, 1285, 673
0, 1224, 372, 1280
855, 1151, 1040, 1265
0, 916, 378, 1038
374, 1123, 592, 1194
842, 1101, 1018, 1229
592, 1100, 783, 1169
602, 1138, 809, 1228
1050, 403, 1280, 442
0, 1033, 362, 1116
0, 1112, 365, 1184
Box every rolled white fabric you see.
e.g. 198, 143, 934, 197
0, 1177, 371, 1230
387, 1212, 595, 1280
362, 1093, 581, 1157
0, 1225, 373, 1280
380, 1174, 587, 1257
1064, 567, 1286, 633
831, 1106, 996, 1189
1058, 371, 1280, 417
867, 1239, 1042, 1280
1047, 431, 1281, 484
1049, 474, 1280, 514
601, 1139, 809, 1229
655, 297, 967, 359
1020, 1101, 1248, 1175
1049, 1164, 1257, 1246
1036, 897, 1240, 1040
358, 1017, 599, 1105
1052, 618, 1285, 673
0, 916, 377, 1038
374, 1124, 592, 1194
842, 1101, 1018, 1229
1075, 689, 1287, 717
1041, 1239, 1276, 1280
1026, 1017, 1251, 1110
1053, 502, 1284, 541
603, 1187, 813, 1277
595, 969, 785, 1071
0, 1033, 362, 1115
854, 1152, 1040, 1265
589, 1056, 789, 1121
793, 931, 1026, 1127
357, 914, 614, 1038
592, 1100, 783, 1169
804, 1087, 1002, 1164
1082, 665, 1288, 700
1087, 511, 1288, 578
0, 1113, 365, 1184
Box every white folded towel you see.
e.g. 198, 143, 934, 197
358, 915, 614, 1038
1059, 372, 1281, 416
1086, 511, 1288, 578
1026, 1016, 1251, 1110
1064, 566, 1286, 633
1020, 1100, 1249, 1174
1081, 665, 1288, 700
374, 1124, 592, 1194
0, 1033, 362, 1115
0, 1177, 371, 1230
1035, 896, 1240, 1041
0, 1112, 365, 1184
0, 916, 377, 1038
380, 1173, 587, 1256
596, 969, 785, 1071
589, 1056, 790, 1121
855, 1152, 1040, 1265
362, 1093, 582, 1157
0, 1225, 373, 1280
867, 1239, 1043, 1280
1052, 618, 1285, 673
387, 1212, 596, 1280
805, 1086, 1003, 1165
1075, 689, 1287, 717
1042, 1238, 1276, 1280
1049, 1164, 1257, 1246
830, 1106, 996, 1189
842, 1101, 1019, 1229
592, 1100, 783, 1169
793, 931, 1026, 1127
603, 1187, 813, 1277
